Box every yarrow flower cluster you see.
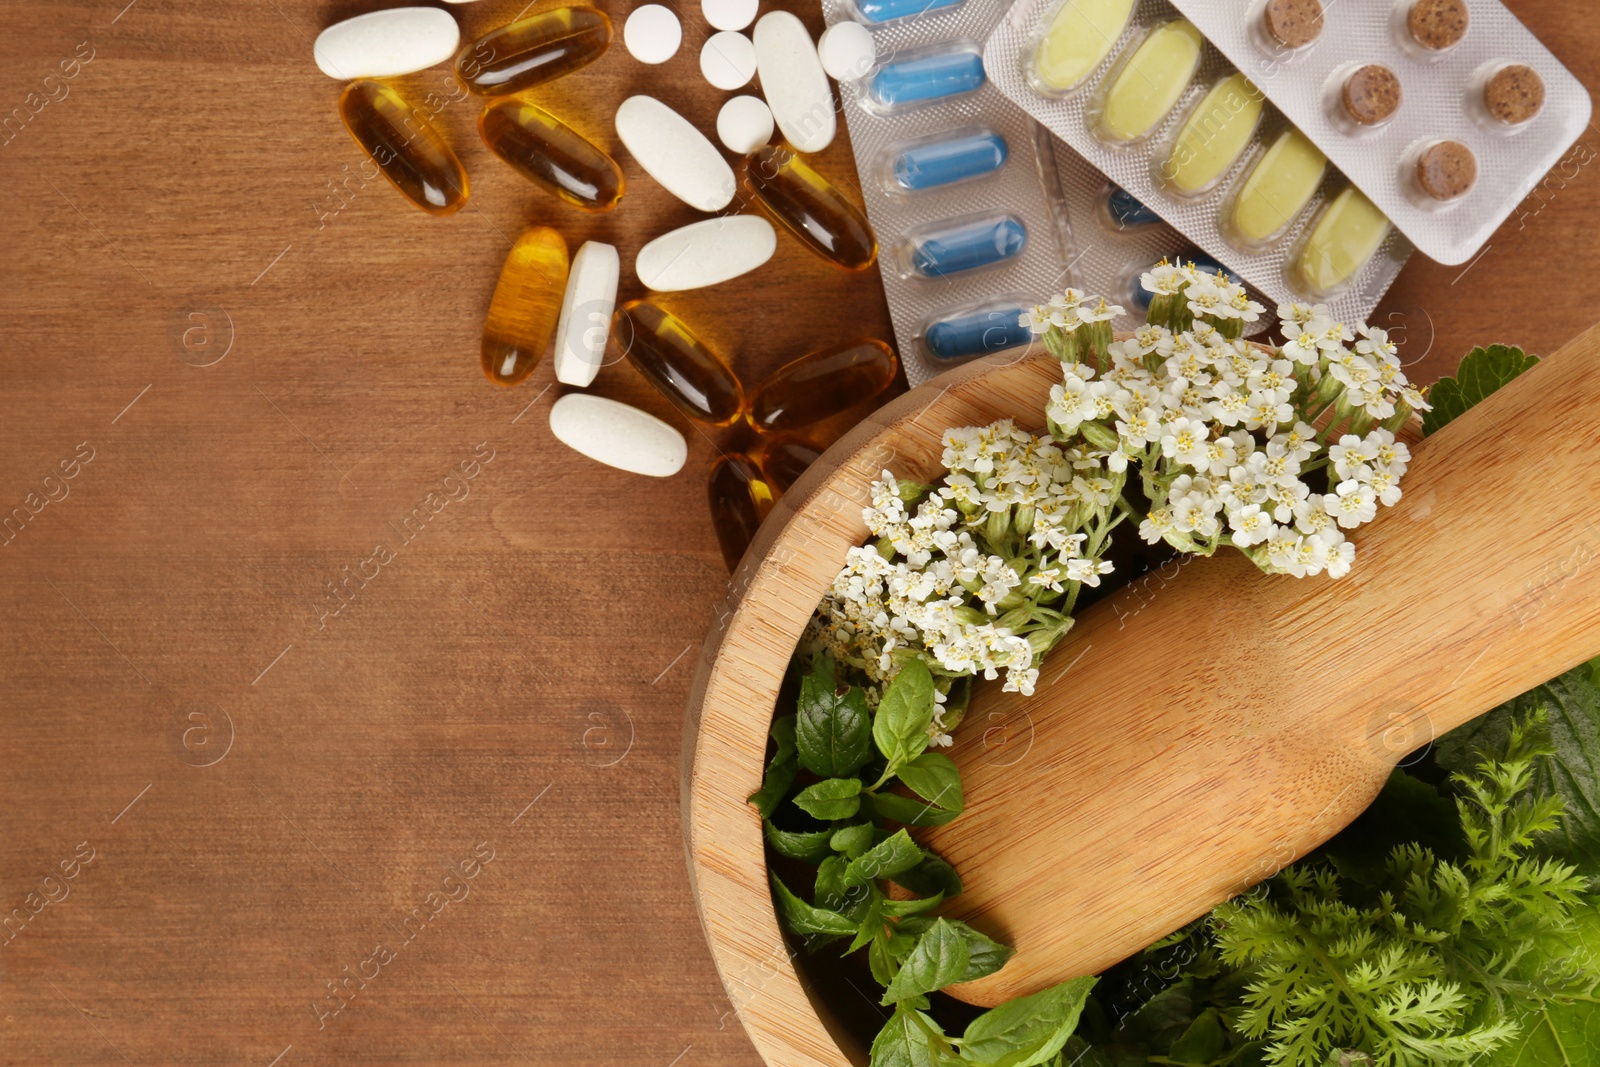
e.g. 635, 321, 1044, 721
806, 260, 1427, 741
803, 421, 1125, 737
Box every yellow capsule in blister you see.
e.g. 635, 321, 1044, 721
743, 145, 877, 271
456, 7, 612, 96
616, 301, 745, 426
708, 453, 776, 572
1293, 186, 1391, 297
479, 99, 624, 212
483, 227, 570, 387
339, 80, 469, 217
748, 339, 899, 435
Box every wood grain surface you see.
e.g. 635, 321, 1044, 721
1, 0, 1596, 1065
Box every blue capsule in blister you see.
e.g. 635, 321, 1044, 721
891, 129, 1008, 192
907, 215, 1027, 277
856, 0, 963, 24
924, 305, 1032, 360
1106, 185, 1162, 230
870, 48, 985, 108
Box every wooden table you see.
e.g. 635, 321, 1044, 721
0, 1, 1594, 1064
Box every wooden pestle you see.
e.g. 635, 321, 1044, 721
924, 322, 1600, 1007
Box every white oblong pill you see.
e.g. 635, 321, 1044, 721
549, 394, 687, 477
752, 11, 835, 153
615, 95, 736, 212
716, 95, 775, 153
553, 242, 621, 387
313, 7, 461, 80
636, 217, 777, 292
624, 4, 682, 64
701, 31, 757, 90
703, 0, 758, 32
817, 21, 875, 82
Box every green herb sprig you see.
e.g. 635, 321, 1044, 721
753, 654, 1096, 1067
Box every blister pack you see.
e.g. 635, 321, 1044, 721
1163, 0, 1592, 265
982, 0, 1415, 322
819, 0, 1267, 387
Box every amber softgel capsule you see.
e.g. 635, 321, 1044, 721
615, 302, 745, 426
742, 145, 876, 271
339, 80, 469, 216
747, 339, 898, 435
478, 99, 624, 212
707, 454, 775, 571
455, 7, 611, 96
482, 228, 570, 387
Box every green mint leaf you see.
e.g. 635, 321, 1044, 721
1422, 344, 1538, 436
1435, 664, 1600, 875
764, 821, 835, 863
794, 777, 863, 821
892, 853, 964, 899
770, 871, 858, 937
797, 668, 873, 777
831, 822, 876, 860
959, 975, 1098, 1067
871, 1006, 948, 1067
896, 751, 965, 813
815, 854, 872, 921
874, 658, 936, 771
748, 715, 798, 818
1165, 1008, 1228, 1066
869, 935, 898, 987
849, 892, 887, 952
882, 919, 970, 1004
845, 828, 924, 888
943, 920, 1013, 983
882, 891, 944, 918
869, 791, 962, 827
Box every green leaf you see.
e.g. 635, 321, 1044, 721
815, 855, 872, 921
748, 715, 799, 818
1435, 665, 1600, 875
1422, 344, 1538, 435
946, 919, 1013, 983
797, 667, 873, 778
896, 751, 965, 813
893, 853, 965, 899
794, 777, 863, 821
845, 828, 924, 888
874, 658, 937, 771
869, 934, 898, 987
871, 1006, 948, 1067
1166, 1008, 1229, 1066
850, 893, 887, 952
832, 822, 876, 860
770, 872, 858, 937
869, 790, 963, 827
882, 918, 970, 1004
1477, 907, 1600, 1065
960, 976, 1098, 1067
882, 891, 945, 917
764, 821, 835, 863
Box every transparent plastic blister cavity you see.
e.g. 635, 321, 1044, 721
823, 0, 1267, 387
984, 0, 1416, 324
1164, 0, 1592, 265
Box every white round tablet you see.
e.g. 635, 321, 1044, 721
816, 20, 875, 82
624, 4, 682, 64
702, 0, 758, 32
700, 31, 757, 90
716, 95, 775, 154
